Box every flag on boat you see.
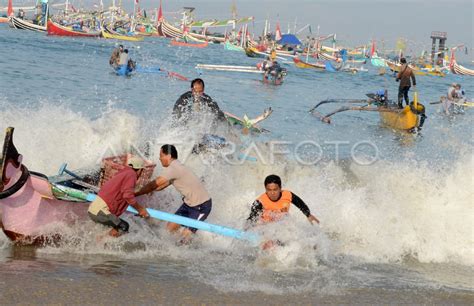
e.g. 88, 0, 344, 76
275, 22, 282, 41
158, 0, 163, 22
7, 0, 13, 16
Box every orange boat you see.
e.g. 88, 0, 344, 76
170, 39, 208, 48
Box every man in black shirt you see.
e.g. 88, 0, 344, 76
172, 78, 226, 124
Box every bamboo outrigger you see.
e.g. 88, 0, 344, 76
310, 92, 426, 131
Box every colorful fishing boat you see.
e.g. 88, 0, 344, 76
9, 16, 46, 32
0, 127, 259, 245
293, 57, 325, 70
450, 60, 474, 76
0, 127, 90, 244
47, 20, 101, 37
170, 38, 208, 48
386, 60, 446, 77
101, 29, 144, 42
224, 40, 244, 52
310, 91, 426, 131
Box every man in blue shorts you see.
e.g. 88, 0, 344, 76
136, 144, 212, 243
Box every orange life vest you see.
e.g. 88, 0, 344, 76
258, 190, 292, 223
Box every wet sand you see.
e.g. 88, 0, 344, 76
1, 272, 473, 305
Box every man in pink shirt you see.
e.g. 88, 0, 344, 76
88, 157, 149, 237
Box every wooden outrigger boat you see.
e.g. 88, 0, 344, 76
386, 60, 446, 77
47, 20, 101, 37
450, 61, 474, 76
0, 127, 156, 245
293, 57, 325, 70
9, 16, 46, 32
0, 127, 260, 245
310, 92, 426, 131
101, 28, 144, 42
196, 64, 263, 73
170, 38, 208, 48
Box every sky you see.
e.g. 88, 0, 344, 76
2, 0, 473, 58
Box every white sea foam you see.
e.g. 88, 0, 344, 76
1, 101, 473, 295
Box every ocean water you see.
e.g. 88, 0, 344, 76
0, 24, 473, 304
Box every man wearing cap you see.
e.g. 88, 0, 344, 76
88, 156, 150, 237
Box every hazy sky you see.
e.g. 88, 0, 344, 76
3, 0, 473, 58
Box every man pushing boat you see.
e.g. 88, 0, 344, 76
88, 157, 149, 237
136, 145, 213, 244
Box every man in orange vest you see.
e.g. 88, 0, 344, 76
246, 174, 319, 249
247, 174, 319, 225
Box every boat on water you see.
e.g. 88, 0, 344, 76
293, 57, 325, 70
310, 91, 426, 131
386, 60, 446, 77
0, 127, 154, 244
0, 127, 259, 245
9, 16, 46, 32
101, 27, 144, 42
47, 20, 101, 37
170, 38, 209, 48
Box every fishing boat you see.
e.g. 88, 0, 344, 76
0, 16, 9, 23
386, 60, 446, 77
0, 128, 154, 244
0, 127, 259, 245
196, 64, 263, 73
450, 59, 474, 76
224, 40, 244, 52
101, 28, 144, 42
310, 91, 426, 131
9, 16, 46, 32
0, 127, 90, 244
293, 57, 325, 70
47, 20, 101, 37
170, 38, 208, 48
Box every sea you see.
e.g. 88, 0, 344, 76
0, 24, 473, 304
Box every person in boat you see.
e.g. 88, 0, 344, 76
172, 78, 227, 125
246, 175, 319, 249
88, 157, 150, 237
40, 0, 48, 26
396, 57, 416, 109
265, 60, 284, 81
443, 83, 465, 115
17, 9, 25, 20
135, 144, 212, 244
109, 45, 123, 68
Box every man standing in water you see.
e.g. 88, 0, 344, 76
172, 78, 227, 124
109, 45, 123, 68
246, 174, 319, 248
88, 157, 150, 237
136, 144, 212, 243
396, 57, 416, 109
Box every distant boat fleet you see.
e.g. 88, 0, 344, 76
1, 0, 472, 77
